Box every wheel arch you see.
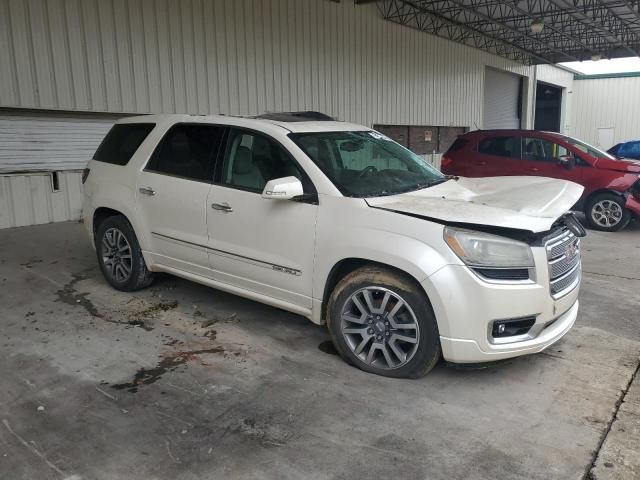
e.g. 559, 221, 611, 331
583, 188, 626, 210
320, 258, 429, 323
93, 207, 127, 237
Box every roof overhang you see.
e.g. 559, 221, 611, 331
360, 0, 640, 65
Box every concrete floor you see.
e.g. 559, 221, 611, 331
0, 221, 638, 480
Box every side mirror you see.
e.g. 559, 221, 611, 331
556, 155, 575, 170
261, 176, 304, 200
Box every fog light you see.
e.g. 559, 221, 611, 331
491, 316, 536, 338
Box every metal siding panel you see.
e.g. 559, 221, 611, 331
30, 174, 51, 225
128, 0, 150, 113
9, 175, 33, 227
76, 0, 104, 110
192, 0, 209, 115
181, 0, 198, 114
98, 0, 123, 111
113, 0, 135, 111
28, 0, 57, 108
0, 1, 18, 106
142, 0, 161, 112
46, 0, 74, 108
168, 0, 186, 112
8, 0, 37, 107
154, 0, 175, 113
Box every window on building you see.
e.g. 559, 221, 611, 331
93, 123, 155, 166
478, 136, 521, 159
146, 124, 224, 181
220, 129, 307, 193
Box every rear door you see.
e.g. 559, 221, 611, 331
135, 123, 225, 277
474, 135, 522, 176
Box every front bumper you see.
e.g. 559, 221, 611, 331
626, 194, 640, 217
422, 246, 580, 364
439, 300, 577, 363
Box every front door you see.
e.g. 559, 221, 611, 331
520, 136, 583, 184
136, 123, 225, 277
206, 128, 318, 308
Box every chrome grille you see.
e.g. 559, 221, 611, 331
546, 229, 581, 298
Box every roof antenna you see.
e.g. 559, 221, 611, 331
473, 121, 479, 131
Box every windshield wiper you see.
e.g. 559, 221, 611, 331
394, 178, 449, 194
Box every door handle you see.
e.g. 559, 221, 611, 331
211, 202, 233, 213
527, 167, 540, 173
139, 187, 156, 196
473, 161, 487, 166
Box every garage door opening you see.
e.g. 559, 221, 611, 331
534, 83, 562, 132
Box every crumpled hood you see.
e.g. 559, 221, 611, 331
595, 157, 640, 173
365, 176, 584, 233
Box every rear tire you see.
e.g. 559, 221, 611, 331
585, 192, 631, 232
326, 266, 441, 378
95, 215, 154, 291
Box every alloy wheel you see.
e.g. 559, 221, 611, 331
340, 287, 420, 370
101, 227, 133, 282
591, 199, 623, 228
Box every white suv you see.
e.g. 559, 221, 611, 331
82, 112, 585, 378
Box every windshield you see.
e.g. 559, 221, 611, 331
564, 136, 616, 160
289, 130, 446, 197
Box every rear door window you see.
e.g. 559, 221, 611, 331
93, 123, 155, 166
478, 136, 521, 159
145, 124, 226, 182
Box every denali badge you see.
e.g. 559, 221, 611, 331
272, 265, 301, 276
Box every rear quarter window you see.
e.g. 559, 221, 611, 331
93, 123, 155, 166
446, 138, 467, 152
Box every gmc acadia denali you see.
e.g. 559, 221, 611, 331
82, 112, 585, 378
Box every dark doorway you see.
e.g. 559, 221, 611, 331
534, 82, 562, 132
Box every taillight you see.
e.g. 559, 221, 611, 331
81, 168, 90, 184
440, 155, 454, 170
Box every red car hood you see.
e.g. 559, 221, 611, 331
366, 176, 584, 233
595, 157, 640, 173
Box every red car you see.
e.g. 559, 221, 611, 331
441, 130, 640, 231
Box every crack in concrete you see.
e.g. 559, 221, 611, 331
583, 271, 640, 282
583, 358, 640, 480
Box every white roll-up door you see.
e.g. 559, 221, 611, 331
0, 110, 123, 173
483, 68, 522, 130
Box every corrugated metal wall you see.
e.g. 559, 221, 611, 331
0, 0, 533, 129
0, 171, 83, 228
571, 76, 640, 147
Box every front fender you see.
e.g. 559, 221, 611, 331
312, 197, 459, 303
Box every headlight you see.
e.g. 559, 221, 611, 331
443, 227, 534, 268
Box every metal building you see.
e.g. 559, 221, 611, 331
571, 73, 640, 149
0, 0, 631, 228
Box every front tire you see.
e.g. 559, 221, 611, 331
585, 192, 631, 232
95, 215, 154, 291
327, 266, 441, 378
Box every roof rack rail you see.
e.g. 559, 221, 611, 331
254, 111, 335, 122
